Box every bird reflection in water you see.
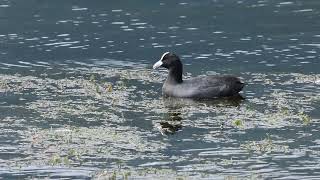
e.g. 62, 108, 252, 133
156, 95, 244, 136
157, 111, 183, 136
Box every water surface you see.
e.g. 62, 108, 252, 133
1, 0, 320, 179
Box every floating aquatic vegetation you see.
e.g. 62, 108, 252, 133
292, 73, 320, 84
241, 134, 289, 154
233, 119, 243, 127
25, 126, 168, 167
93, 168, 183, 180
0, 79, 10, 93
1, 66, 320, 179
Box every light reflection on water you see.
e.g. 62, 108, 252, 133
1, 0, 320, 179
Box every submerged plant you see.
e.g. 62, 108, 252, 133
106, 84, 113, 92
241, 134, 289, 154
298, 111, 311, 125
233, 119, 243, 127
49, 154, 62, 166
0, 79, 10, 92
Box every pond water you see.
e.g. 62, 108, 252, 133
1, 0, 320, 179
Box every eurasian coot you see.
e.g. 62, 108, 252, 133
153, 52, 245, 99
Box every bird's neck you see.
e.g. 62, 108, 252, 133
167, 66, 183, 84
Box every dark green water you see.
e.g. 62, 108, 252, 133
1, 0, 320, 179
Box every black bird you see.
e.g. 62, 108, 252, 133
153, 52, 245, 99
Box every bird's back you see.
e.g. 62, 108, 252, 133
163, 75, 244, 98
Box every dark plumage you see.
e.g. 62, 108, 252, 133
153, 52, 245, 99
